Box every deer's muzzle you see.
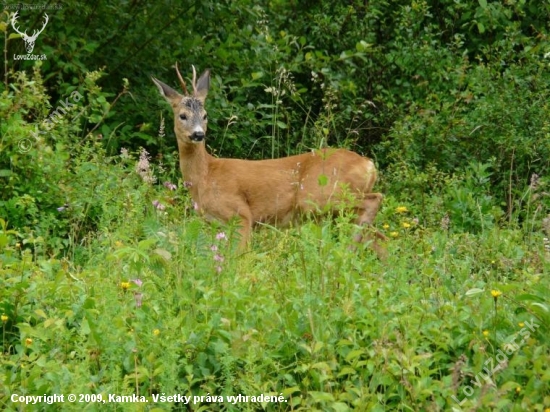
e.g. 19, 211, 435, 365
191, 131, 205, 142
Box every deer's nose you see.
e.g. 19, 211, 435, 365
191, 131, 205, 142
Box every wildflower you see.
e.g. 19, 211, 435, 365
134, 292, 143, 308
1, 314, 8, 323
216, 232, 228, 241
183, 181, 193, 189
482, 330, 489, 337
163, 181, 177, 191
440, 213, 450, 231
25, 338, 33, 346
402, 222, 411, 229
152, 200, 166, 211
214, 253, 224, 262
518, 322, 525, 328
153, 329, 160, 336
382, 223, 390, 229
121, 282, 130, 290
216, 265, 223, 273
15, 243, 21, 248
135, 148, 156, 184
491, 290, 502, 298
193, 201, 199, 211
529, 173, 540, 190
132, 279, 143, 287
120, 147, 129, 158
114, 241, 123, 248
396, 206, 408, 213
210, 244, 218, 252
158, 117, 165, 139
390, 231, 399, 238
57, 204, 69, 212
516, 386, 521, 393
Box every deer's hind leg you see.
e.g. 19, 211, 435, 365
353, 193, 388, 260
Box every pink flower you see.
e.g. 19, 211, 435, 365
216, 265, 222, 273
183, 181, 193, 189
132, 279, 143, 287
136, 148, 156, 184
152, 200, 166, 211
134, 292, 143, 308
163, 181, 177, 191
216, 232, 227, 241
210, 245, 218, 252
193, 201, 199, 211
214, 253, 224, 262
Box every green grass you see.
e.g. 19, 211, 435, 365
1, 168, 549, 411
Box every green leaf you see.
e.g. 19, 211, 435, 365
308, 391, 335, 402
478, 0, 487, 8
515, 294, 544, 302
154, 248, 172, 261
332, 402, 351, 412
345, 349, 364, 362
356, 40, 372, 52
318, 174, 328, 186
477, 22, 485, 34
281, 386, 300, 397
80, 317, 90, 335
465, 288, 484, 296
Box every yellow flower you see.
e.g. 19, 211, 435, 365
518, 322, 525, 328
396, 206, 408, 213
491, 290, 502, 298
544, 408, 550, 412
390, 231, 399, 238
402, 222, 411, 229
115, 241, 123, 248
1, 315, 8, 323
482, 330, 489, 337
382, 223, 390, 229
153, 329, 160, 336
120, 282, 130, 290
25, 338, 33, 346
516, 386, 521, 393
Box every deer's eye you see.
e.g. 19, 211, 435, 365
203, 114, 208, 121
179, 114, 187, 121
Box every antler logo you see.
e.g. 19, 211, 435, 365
11, 12, 49, 54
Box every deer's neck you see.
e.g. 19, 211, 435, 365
177, 140, 212, 192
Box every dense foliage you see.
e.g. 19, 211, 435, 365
1, 0, 549, 410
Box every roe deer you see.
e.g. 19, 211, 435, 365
152, 65, 386, 258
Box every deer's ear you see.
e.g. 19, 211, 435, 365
194, 70, 210, 102
152, 77, 182, 106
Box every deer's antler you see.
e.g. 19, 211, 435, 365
31, 13, 49, 39
174, 62, 188, 95
191, 65, 197, 95
11, 12, 28, 38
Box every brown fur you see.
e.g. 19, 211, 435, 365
152, 66, 386, 258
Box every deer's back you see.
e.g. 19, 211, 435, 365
206, 148, 376, 225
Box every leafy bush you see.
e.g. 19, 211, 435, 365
1, 1, 550, 410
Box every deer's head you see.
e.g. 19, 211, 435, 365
152, 65, 210, 144
11, 12, 49, 54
